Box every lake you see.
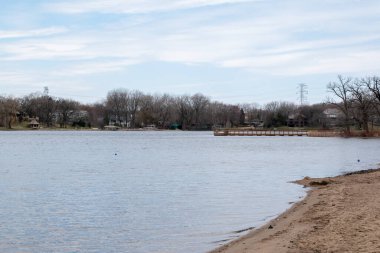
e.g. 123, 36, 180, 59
0, 131, 379, 253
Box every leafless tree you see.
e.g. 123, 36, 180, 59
263, 101, 297, 127
239, 103, 261, 124
152, 94, 175, 128
362, 76, 380, 117
226, 105, 241, 127
21, 93, 40, 119
0, 96, 20, 129
82, 102, 107, 128
21, 92, 55, 126
191, 93, 210, 128
106, 89, 129, 126
348, 80, 375, 133
56, 98, 79, 128
128, 90, 143, 128
298, 103, 326, 128
327, 75, 353, 133
208, 102, 226, 127
137, 94, 154, 126
175, 95, 193, 129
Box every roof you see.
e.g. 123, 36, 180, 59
323, 108, 342, 116
288, 113, 305, 119
29, 119, 39, 125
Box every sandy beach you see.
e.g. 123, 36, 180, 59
210, 168, 380, 253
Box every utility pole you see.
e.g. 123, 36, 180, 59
297, 83, 308, 106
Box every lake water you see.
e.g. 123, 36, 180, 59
0, 131, 379, 253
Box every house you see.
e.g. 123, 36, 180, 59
323, 108, 342, 119
28, 118, 40, 129
323, 108, 343, 127
108, 115, 130, 128
104, 125, 120, 131
287, 113, 306, 127
249, 119, 264, 128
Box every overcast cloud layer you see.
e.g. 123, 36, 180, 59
1, 0, 379, 104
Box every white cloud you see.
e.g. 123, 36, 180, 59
0, 69, 97, 99
3, 12, 379, 77
45, 0, 255, 14
0, 27, 68, 40
53, 59, 142, 76
1, 37, 91, 61
0, 71, 37, 84
281, 49, 380, 76
1, 0, 379, 81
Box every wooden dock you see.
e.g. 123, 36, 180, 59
214, 129, 308, 137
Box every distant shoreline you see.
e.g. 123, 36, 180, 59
0, 128, 172, 131
210, 168, 380, 253
2, 128, 380, 138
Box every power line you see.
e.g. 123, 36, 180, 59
297, 83, 308, 105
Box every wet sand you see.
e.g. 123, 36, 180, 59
210, 168, 380, 253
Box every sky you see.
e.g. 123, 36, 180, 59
0, 0, 380, 105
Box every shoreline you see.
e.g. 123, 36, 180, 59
209, 168, 380, 253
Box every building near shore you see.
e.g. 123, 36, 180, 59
323, 108, 344, 127
28, 118, 40, 129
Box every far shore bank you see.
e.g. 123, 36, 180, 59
2, 127, 380, 138
210, 168, 380, 253
0, 127, 171, 131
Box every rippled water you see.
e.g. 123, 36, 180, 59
0, 131, 379, 253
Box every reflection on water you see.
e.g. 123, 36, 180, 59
0, 131, 379, 253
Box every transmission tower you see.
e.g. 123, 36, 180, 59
43, 86, 49, 96
297, 83, 308, 105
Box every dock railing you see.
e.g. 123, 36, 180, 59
214, 129, 308, 136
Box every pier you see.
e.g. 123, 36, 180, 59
214, 129, 309, 136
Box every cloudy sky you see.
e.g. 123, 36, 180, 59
1, 0, 379, 105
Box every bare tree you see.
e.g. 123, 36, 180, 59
106, 89, 129, 126
21, 93, 40, 119
208, 102, 226, 127
239, 103, 261, 124
0, 96, 20, 129
348, 80, 375, 133
327, 75, 353, 133
137, 94, 154, 126
362, 76, 380, 117
263, 101, 296, 127
226, 105, 241, 127
205, 102, 240, 128
298, 103, 326, 128
152, 94, 174, 128
79, 102, 106, 128
191, 93, 210, 128
56, 98, 79, 128
128, 90, 143, 128
21, 91, 55, 127
175, 95, 193, 129
363, 76, 380, 102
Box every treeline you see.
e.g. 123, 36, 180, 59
1, 75, 379, 130
0, 89, 242, 129
327, 75, 380, 133
103, 90, 243, 129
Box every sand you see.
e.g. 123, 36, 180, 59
209, 168, 380, 253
